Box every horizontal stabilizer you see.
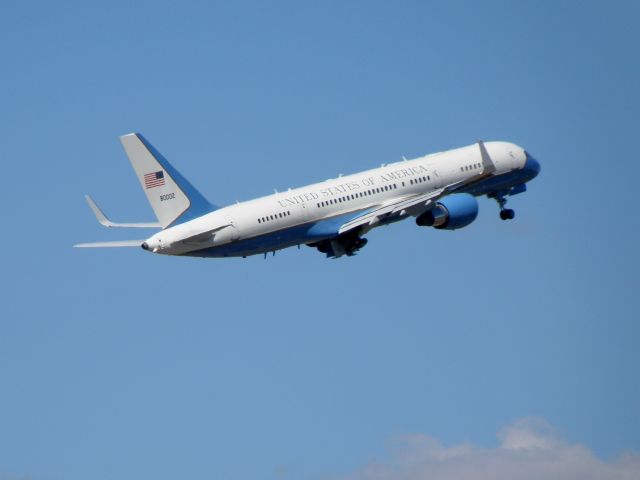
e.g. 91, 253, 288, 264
74, 240, 144, 248
85, 195, 161, 228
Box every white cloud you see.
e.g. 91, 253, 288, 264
338, 418, 640, 480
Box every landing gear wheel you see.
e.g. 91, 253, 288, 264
500, 209, 515, 220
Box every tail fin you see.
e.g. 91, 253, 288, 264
120, 133, 216, 228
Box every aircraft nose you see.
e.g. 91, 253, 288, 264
141, 242, 149, 251
524, 151, 541, 179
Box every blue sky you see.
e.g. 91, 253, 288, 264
1, 1, 639, 479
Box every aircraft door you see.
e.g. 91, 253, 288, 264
427, 163, 443, 188
296, 202, 311, 223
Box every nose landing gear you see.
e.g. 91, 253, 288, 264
489, 191, 515, 221
499, 208, 515, 220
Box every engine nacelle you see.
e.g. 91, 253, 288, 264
416, 193, 479, 230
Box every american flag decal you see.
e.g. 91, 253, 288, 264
144, 170, 165, 189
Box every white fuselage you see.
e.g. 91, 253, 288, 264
145, 141, 527, 256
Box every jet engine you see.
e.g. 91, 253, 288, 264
416, 193, 478, 230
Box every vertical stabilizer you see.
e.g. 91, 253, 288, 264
120, 133, 216, 228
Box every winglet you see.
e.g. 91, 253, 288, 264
477, 140, 496, 175
85, 195, 161, 228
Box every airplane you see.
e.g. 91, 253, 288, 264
75, 133, 540, 258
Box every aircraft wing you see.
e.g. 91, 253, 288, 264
337, 187, 446, 235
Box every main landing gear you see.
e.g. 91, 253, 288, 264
309, 233, 368, 258
489, 192, 515, 221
